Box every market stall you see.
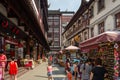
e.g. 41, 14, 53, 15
79, 31, 120, 80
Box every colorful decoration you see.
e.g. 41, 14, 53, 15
1, 20, 8, 28
114, 48, 120, 77
1, 19, 20, 35
114, 43, 118, 49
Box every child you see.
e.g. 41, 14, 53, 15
67, 68, 72, 80
47, 63, 52, 80
8, 57, 18, 80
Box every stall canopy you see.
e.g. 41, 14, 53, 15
65, 45, 80, 50
79, 31, 120, 52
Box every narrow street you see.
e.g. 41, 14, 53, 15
18, 62, 67, 80
0, 0, 120, 80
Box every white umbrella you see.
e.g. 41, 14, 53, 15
65, 45, 80, 50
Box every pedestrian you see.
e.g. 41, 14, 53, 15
73, 61, 78, 80
80, 59, 92, 80
90, 58, 108, 80
65, 59, 70, 72
67, 68, 72, 80
77, 60, 83, 80
47, 63, 53, 80
8, 57, 18, 80
0, 50, 7, 80
49, 55, 53, 63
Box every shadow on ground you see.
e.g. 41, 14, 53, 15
52, 70, 66, 75
34, 75, 48, 78
52, 64, 66, 75
53, 77, 67, 80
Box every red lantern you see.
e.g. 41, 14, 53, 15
1, 20, 8, 28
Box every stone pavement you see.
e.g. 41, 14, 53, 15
18, 62, 67, 80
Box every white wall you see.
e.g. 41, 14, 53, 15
90, 0, 120, 25
89, 0, 120, 38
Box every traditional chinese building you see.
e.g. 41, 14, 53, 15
63, 0, 120, 79
0, 0, 50, 59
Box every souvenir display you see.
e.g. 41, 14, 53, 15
96, 42, 120, 80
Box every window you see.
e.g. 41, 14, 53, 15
98, 22, 104, 34
73, 25, 75, 31
54, 28, 59, 32
48, 21, 53, 25
48, 16, 53, 19
53, 16, 60, 19
54, 38, 59, 41
48, 28, 53, 32
84, 13, 88, 20
54, 32, 59, 38
98, 0, 105, 12
115, 12, 120, 28
89, 6, 94, 18
84, 32, 87, 40
78, 19, 80, 24
91, 27, 94, 37
54, 41, 59, 46
47, 32, 52, 37
54, 21, 59, 26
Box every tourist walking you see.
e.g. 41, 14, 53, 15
47, 63, 53, 80
90, 58, 108, 80
0, 50, 7, 80
73, 61, 78, 80
8, 57, 18, 80
77, 60, 83, 80
80, 59, 92, 80
65, 59, 70, 72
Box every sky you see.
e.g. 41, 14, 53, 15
48, 0, 82, 12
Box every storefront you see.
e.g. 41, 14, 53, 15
79, 31, 120, 80
0, 12, 28, 59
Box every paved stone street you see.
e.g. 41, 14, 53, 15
18, 62, 67, 80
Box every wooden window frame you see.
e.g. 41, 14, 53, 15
98, 21, 104, 34
115, 12, 120, 28
98, 0, 105, 12
91, 27, 94, 37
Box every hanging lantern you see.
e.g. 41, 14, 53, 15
1, 20, 8, 28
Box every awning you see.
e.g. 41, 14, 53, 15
79, 31, 120, 50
